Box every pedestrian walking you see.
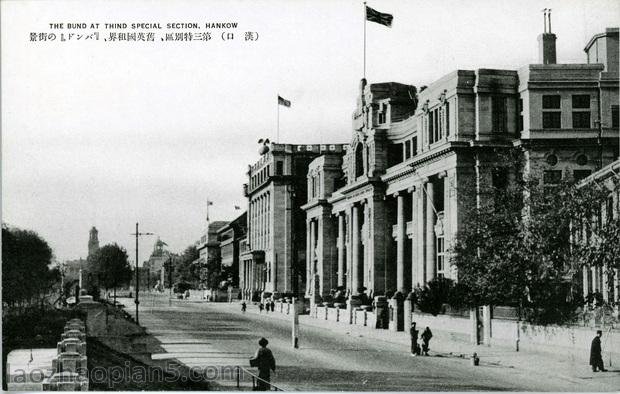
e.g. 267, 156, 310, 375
590, 330, 607, 372
270, 300, 275, 313
421, 327, 433, 356
249, 337, 276, 391
241, 301, 247, 313
258, 303, 264, 313
410, 322, 420, 356
265, 301, 270, 313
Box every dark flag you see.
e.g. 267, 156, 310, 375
278, 95, 291, 107
366, 6, 393, 27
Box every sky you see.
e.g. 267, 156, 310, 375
2, 0, 619, 264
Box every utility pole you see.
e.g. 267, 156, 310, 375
131, 222, 153, 325
168, 255, 173, 306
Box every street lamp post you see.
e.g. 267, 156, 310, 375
131, 222, 153, 325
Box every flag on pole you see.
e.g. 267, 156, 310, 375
234, 205, 241, 210
278, 95, 291, 107
207, 200, 213, 206
366, 5, 393, 27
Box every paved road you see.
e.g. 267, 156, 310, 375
119, 295, 611, 391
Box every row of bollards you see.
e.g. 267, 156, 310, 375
42, 318, 89, 391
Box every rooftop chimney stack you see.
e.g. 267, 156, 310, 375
538, 8, 557, 64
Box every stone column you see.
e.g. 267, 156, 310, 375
410, 186, 418, 288
306, 220, 312, 296
351, 204, 361, 294
416, 184, 425, 286
310, 220, 317, 297
583, 266, 589, 300
603, 263, 609, 302
396, 192, 406, 293
592, 266, 599, 293
337, 214, 345, 287
614, 268, 619, 304
483, 305, 492, 346
425, 180, 436, 283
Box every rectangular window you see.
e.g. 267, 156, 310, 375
518, 98, 524, 132
445, 102, 450, 136
492, 96, 507, 132
378, 110, 386, 124
572, 111, 591, 128
276, 161, 283, 175
404, 141, 411, 160
543, 170, 563, 184
542, 95, 561, 109
542, 112, 561, 129
573, 170, 592, 182
572, 95, 590, 109
428, 111, 435, 144
412, 137, 418, 155
612, 105, 619, 128
436, 236, 445, 278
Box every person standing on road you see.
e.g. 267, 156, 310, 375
258, 303, 264, 313
250, 337, 276, 391
270, 300, 275, 313
590, 330, 607, 372
410, 322, 419, 356
241, 301, 247, 313
421, 327, 433, 356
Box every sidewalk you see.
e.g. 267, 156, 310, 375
210, 301, 620, 391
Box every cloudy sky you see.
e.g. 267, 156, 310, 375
2, 0, 619, 264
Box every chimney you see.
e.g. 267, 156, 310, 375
538, 8, 557, 64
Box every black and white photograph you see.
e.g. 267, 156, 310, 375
1, 0, 619, 391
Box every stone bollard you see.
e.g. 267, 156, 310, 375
61, 330, 86, 342
403, 292, 413, 331
43, 371, 88, 391
373, 296, 388, 329
346, 295, 362, 325
53, 351, 87, 376
57, 338, 86, 356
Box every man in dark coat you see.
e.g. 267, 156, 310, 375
250, 337, 276, 390
590, 330, 607, 372
410, 322, 419, 356
421, 327, 433, 356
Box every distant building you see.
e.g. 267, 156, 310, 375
194, 221, 228, 288
64, 226, 100, 288
217, 211, 247, 288
144, 238, 171, 287
87, 226, 99, 259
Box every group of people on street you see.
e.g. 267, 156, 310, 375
410, 322, 433, 357
245, 317, 608, 392
258, 299, 276, 313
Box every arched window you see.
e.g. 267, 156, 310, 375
355, 142, 364, 178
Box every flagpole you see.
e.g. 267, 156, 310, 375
363, 1, 367, 79
277, 95, 280, 143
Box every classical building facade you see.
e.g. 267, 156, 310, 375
302, 27, 619, 307
241, 143, 346, 301
217, 211, 247, 287
577, 159, 620, 308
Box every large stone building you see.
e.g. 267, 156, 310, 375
217, 211, 247, 287
240, 143, 346, 301
577, 159, 620, 309
301, 26, 619, 310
